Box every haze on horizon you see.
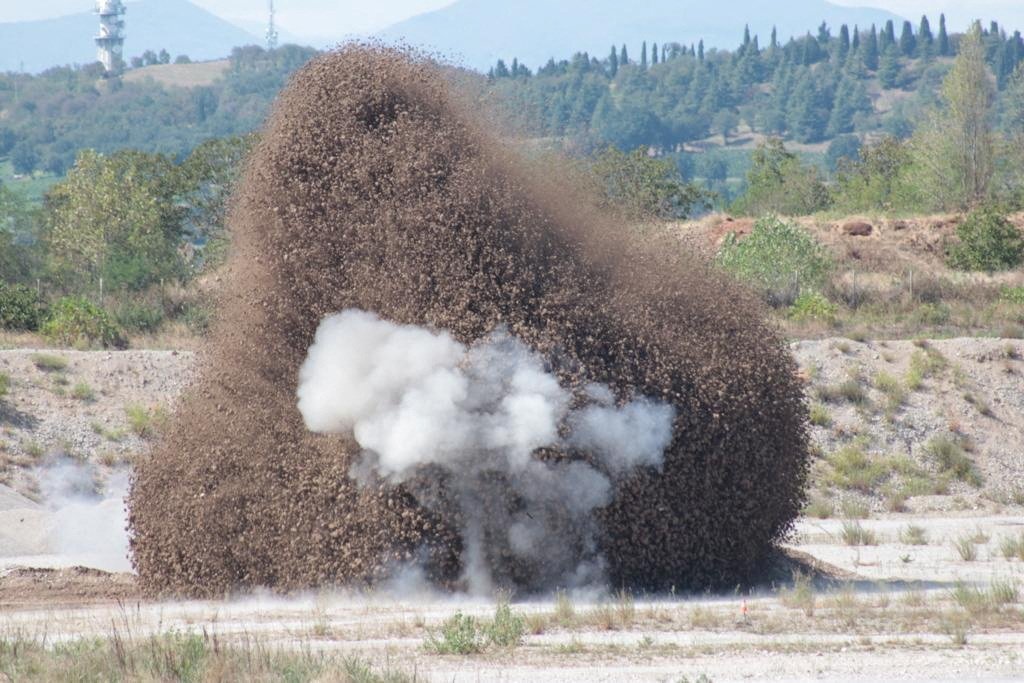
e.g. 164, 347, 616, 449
2, 0, 1023, 45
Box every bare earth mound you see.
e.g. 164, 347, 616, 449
128, 46, 809, 597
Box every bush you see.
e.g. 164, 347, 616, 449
40, 297, 126, 349
113, 299, 165, 333
423, 612, 485, 655
716, 216, 833, 306
789, 291, 838, 322
925, 435, 982, 487
0, 284, 48, 331
946, 206, 1024, 272
731, 138, 832, 216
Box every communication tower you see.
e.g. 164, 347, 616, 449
95, 0, 127, 75
266, 0, 279, 50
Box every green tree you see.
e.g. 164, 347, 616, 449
43, 150, 188, 291
731, 138, 831, 216
584, 147, 711, 219
917, 16, 934, 52
910, 23, 996, 209
899, 21, 917, 56
641, 41, 648, 69
608, 46, 619, 77
879, 45, 900, 89
833, 136, 913, 211
864, 25, 880, 70
837, 25, 851, 63
937, 14, 950, 56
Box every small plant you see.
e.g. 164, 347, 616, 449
839, 499, 870, 519
553, 590, 575, 625
946, 205, 1024, 272
804, 496, 834, 519
840, 520, 878, 546
779, 572, 816, 615
925, 435, 982, 487
22, 440, 44, 461
899, 525, 928, 546
808, 403, 832, 427
71, 381, 95, 401
484, 601, 525, 649
999, 532, 1024, 561
953, 535, 978, 561
125, 404, 168, 439
828, 446, 887, 493
1000, 285, 1024, 305
31, 353, 68, 372
873, 371, 906, 412
423, 612, 484, 655
0, 372, 9, 398
789, 291, 838, 322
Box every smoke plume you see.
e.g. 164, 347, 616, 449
297, 309, 674, 592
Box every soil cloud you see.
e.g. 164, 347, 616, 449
128, 45, 810, 596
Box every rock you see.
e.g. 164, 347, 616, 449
842, 221, 873, 237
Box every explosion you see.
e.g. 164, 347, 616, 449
128, 45, 810, 597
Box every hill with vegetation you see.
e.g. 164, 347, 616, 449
379, 0, 902, 70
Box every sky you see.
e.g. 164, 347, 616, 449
1, 0, 1022, 41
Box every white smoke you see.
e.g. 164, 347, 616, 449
37, 458, 131, 573
297, 309, 676, 593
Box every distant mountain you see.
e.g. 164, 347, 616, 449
0, 0, 259, 73
378, 0, 905, 71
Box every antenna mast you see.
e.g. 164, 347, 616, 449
266, 0, 279, 50
95, 0, 127, 75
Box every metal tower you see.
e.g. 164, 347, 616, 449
95, 0, 127, 75
266, 0, 279, 50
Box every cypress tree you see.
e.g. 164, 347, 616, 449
882, 20, 896, 50
852, 26, 861, 52
879, 45, 900, 88
838, 24, 851, 62
621, 44, 629, 65
919, 15, 934, 46
511, 58, 518, 78
817, 21, 831, 45
641, 41, 648, 68
771, 26, 779, 51
609, 45, 619, 77
938, 14, 950, 56
900, 21, 916, 56
652, 42, 659, 65
698, 40, 705, 61
865, 25, 879, 70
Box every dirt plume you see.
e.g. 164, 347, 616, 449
128, 45, 810, 597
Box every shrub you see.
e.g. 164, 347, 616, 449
484, 602, 525, 648
423, 612, 484, 654
717, 216, 833, 306
113, 300, 165, 333
31, 353, 68, 372
925, 435, 983, 487
946, 206, 1024, 272
899, 525, 928, 545
788, 291, 838, 322
828, 446, 888, 492
126, 404, 168, 439
72, 382, 95, 401
952, 536, 978, 561
841, 520, 878, 546
40, 297, 126, 349
808, 403, 832, 427
0, 372, 9, 398
1001, 286, 1024, 305
0, 283, 48, 331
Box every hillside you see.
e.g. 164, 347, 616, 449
378, 0, 903, 70
0, 0, 258, 73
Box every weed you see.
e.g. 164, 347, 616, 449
898, 525, 928, 546
423, 612, 484, 655
809, 403, 833, 427
553, 590, 575, 625
485, 601, 525, 649
779, 572, 816, 616
0, 372, 9, 398
804, 496, 834, 519
969, 527, 990, 545
952, 536, 978, 561
963, 392, 994, 417
840, 520, 877, 546
873, 371, 906, 412
22, 440, 44, 462
827, 446, 887, 493
125, 404, 168, 439
72, 381, 95, 401
925, 435, 983, 488
839, 499, 871, 519
31, 353, 67, 372
999, 532, 1024, 561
